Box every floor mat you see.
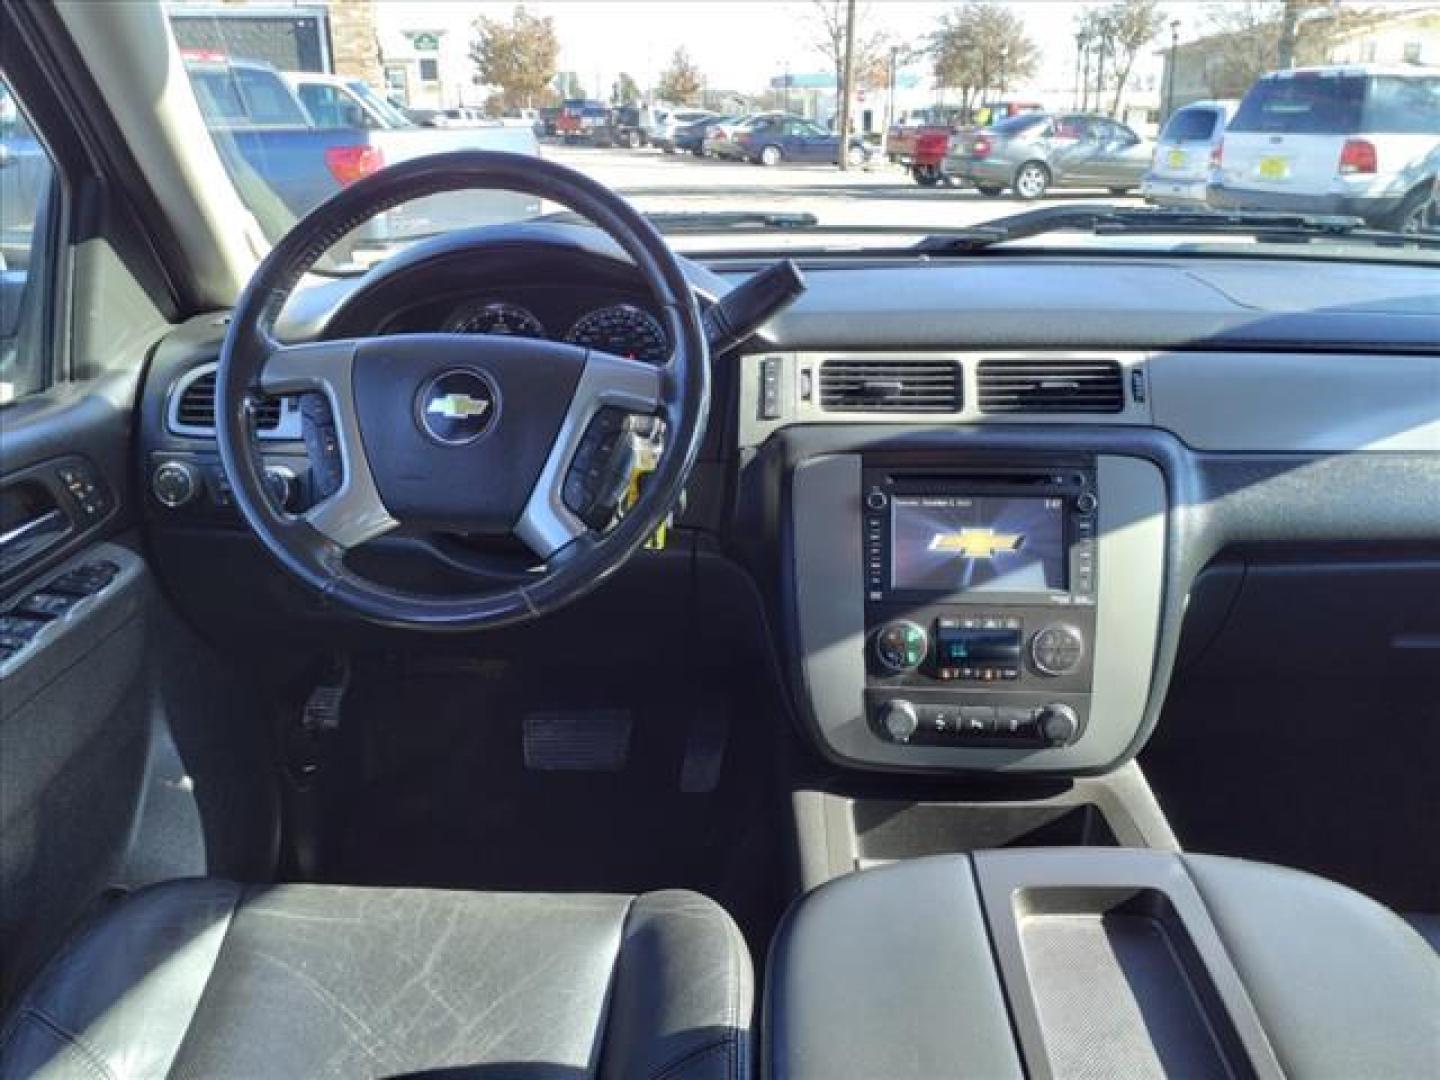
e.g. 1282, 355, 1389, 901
310, 652, 788, 962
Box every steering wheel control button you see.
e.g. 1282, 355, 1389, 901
874, 621, 928, 673
1030, 623, 1085, 676
415, 369, 498, 446
152, 461, 201, 508
563, 408, 640, 530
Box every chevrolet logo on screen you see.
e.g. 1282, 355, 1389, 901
927, 527, 1025, 558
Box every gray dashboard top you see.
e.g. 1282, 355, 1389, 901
717, 256, 1440, 353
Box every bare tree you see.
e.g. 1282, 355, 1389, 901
1202, 0, 1354, 97
931, 2, 1039, 120
1097, 0, 1167, 117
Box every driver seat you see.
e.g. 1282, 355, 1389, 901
0, 879, 752, 1079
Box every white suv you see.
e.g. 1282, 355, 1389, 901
1209, 65, 1440, 230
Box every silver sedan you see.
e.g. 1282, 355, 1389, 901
944, 113, 1154, 199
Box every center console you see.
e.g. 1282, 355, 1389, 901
790, 451, 1165, 773
765, 849, 1440, 1080
861, 464, 1097, 750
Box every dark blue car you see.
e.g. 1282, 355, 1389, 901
732, 115, 871, 167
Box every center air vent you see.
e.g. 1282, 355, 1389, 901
819, 357, 962, 413
170, 364, 288, 436
977, 358, 1124, 414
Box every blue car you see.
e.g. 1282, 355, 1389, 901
732, 114, 871, 167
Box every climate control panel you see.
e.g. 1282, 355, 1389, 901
864, 607, 1095, 749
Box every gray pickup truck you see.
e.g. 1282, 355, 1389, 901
185, 59, 541, 253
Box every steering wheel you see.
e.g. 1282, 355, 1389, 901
213, 151, 709, 630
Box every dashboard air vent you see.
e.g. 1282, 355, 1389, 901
818, 357, 962, 413
977, 358, 1124, 414
174, 370, 281, 431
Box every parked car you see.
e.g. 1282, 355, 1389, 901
1208, 65, 1440, 231
1142, 100, 1237, 208
944, 112, 1153, 198
555, 98, 610, 143
886, 122, 955, 185
282, 71, 417, 131
430, 107, 490, 128
183, 58, 539, 254
537, 105, 560, 138
703, 114, 759, 159
734, 114, 871, 167
676, 112, 735, 156
651, 109, 715, 153
592, 104, 652, 149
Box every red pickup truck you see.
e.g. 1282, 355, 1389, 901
887, 102, 1043, 186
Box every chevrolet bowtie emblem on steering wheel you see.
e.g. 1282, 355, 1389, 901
428, 393, 490, 420
416, 369, 499, 445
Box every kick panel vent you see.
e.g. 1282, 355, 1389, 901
978, 358, 1124, 414
174, 369, 281, 431
819, 357, 962, 413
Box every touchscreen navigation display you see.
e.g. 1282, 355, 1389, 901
890, 495, 1067, 594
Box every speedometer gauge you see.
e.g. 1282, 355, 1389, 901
565, 304, 668, 363
445, 301, 546, 338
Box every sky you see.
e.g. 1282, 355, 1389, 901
376, 1, 1421, 102
377, 1, 1210, 98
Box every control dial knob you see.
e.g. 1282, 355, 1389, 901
1030, 622, 1085, 676
152, 460, 201, 508
1037, 703, 1080, 746
874, 621, 928, 673
880, 700, 919, 743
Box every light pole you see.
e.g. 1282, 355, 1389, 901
1165, 19, 1181, 122
1079, 31, 1092, 111
999, 44, 1009, 98
886, 45, 899, 140
1094, 19, 1110, 115
1074, 31, 1087, 111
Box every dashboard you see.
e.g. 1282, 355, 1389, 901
133, 222, 1440, 779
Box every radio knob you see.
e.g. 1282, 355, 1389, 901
1076, 491, 1098, 514
874, 621, 928, 673
1037, 703, 1080, 745
880, 700, 919, 743
152, 460, 201, 508
1030, 623, 1085, 676
865, 488, 889, 511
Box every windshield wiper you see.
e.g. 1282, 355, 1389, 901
540, 209, 820, 233
914, 205, 1440, 253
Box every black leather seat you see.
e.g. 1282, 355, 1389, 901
0, 879, 752, 1079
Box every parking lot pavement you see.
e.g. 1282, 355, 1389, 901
543, 144, 1145, 231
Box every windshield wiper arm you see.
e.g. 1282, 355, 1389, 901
539, 209, 820, 233
914, 204, 1439, 252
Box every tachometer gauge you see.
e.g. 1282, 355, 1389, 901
565, 304, 669, 363
445, 301, 546, 338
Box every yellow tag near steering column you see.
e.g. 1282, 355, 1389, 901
620, 420, 671, 549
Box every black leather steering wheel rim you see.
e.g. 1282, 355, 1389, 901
214, 151, 709, 631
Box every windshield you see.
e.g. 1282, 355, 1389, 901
175, 1, 1440, 269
